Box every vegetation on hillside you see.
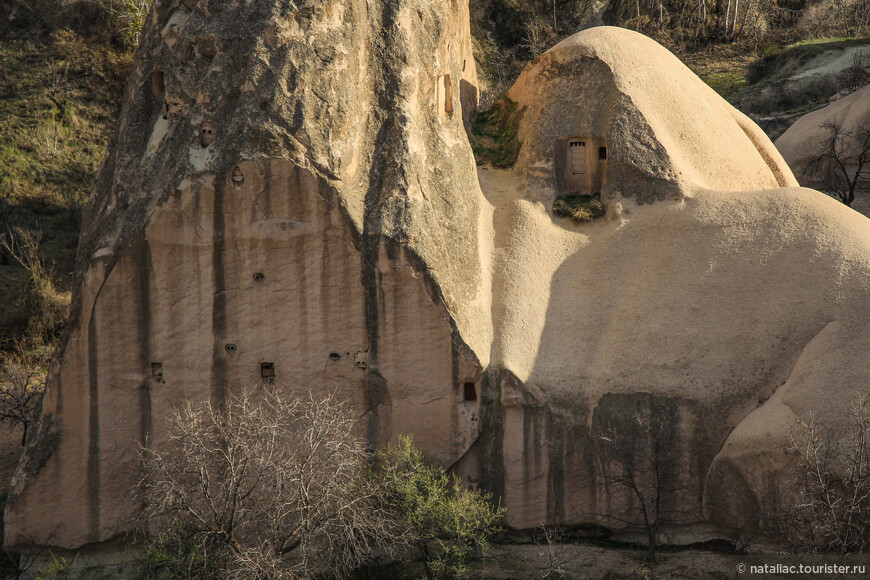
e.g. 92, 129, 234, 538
471, 0, 869, 107
469, 97, 524, 167
0, 10, 134, 355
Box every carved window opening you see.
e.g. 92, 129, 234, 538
329, 352, 341, 361
231, 167, 244, 188
253, 272, 265, 282
225, 344, 237, 354
569, 141, 587, 175
261, 362, 275, 381
463, 382, 477, 402
151, 362, 163, 380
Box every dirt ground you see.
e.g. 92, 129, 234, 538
473, 542, 736, 579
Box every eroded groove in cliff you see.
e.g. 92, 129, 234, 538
87, 265, 115, 541
211, 180, 228, 409
135, 238, 153, 448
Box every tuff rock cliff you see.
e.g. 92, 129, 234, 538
7, 1, 870, 552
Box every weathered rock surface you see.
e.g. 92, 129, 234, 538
776, 83, 870, 190
6, 0, 485, 550
473, 27, 869, 534
8, 15, 870, 553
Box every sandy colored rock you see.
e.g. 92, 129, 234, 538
506, 27, 797, 205
775, 83, 870, 189
7, 19, 870, 554
5, 0, 484, 550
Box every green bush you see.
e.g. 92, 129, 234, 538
469, 97, 524, 168
380, 436, 504, 580
133, 527, 229, 580
553, 194, 606, 223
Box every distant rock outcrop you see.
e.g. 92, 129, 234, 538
733, 41, 870, 116
776, 83, 870, 191
8, 11, 870, 554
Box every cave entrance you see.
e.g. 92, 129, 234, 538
556, 136, 607, 195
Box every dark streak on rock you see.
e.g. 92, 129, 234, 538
87, 263, 115, 542
478, 367, 506, 505
212, 179, 228, 409
135, 237, 153, 448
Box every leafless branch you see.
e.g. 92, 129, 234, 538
782, 393, 870, 554
802, 120, 870, 207
0, 347, 46, 446
138, 387, 410, 579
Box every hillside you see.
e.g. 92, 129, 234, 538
732, 37, 870, 137
0, 29, 130, 354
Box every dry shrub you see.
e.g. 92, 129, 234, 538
836, 54, 870, 95
797, 0, 870, 39
100, 0, 153, 49
783, 393, 870, 554
139, 389, 410, 579
0, 347, 46, 446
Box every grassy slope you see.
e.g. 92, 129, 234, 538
730, 36, 870, 117
679, 44, 754, 100
0, 30, 129, 350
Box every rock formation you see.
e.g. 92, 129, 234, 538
7, 4, 870, 553
6, 0, 485, 550
776, 83, 870, 191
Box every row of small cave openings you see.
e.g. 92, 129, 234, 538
150, 361, 479, 402
150, 70, 218, 148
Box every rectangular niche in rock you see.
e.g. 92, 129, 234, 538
260, 362, 275, 381
437, 74, 453, 115
556, 136, 607, 195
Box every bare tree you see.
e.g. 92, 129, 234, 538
0, 348, 46, 446
592, 398, 685, 562
534, 524, 579, 579
802, 120, 870, 207
139, 388, 410, 579
521, 19, 557, 58
783, 393, 870, 554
